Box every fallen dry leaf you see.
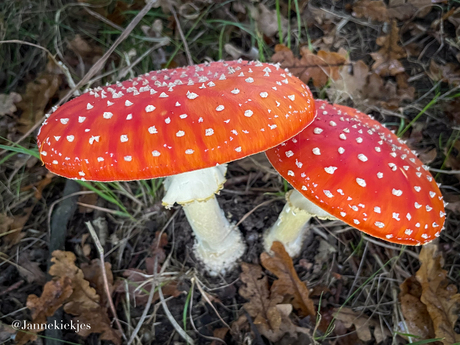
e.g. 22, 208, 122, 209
400, 276, 435, 339
15, 277, 73, 345
261, 241, 316, 318
428, 59, 460, 86
239, 262, 285, 340
49, 251, 121, 345
272, 45, 348, 88
18, 251, 121, 345
1, 205, 36, 247
17, 254, 46, 285
0, 92, 22, 116
252, 3, 288, 40
16, 60, 62, 134
352, 0, 388, 21
388, 0, 432, 20
415, 244, 460, 344
370, 20, 406, 76
334, 307, 391, 343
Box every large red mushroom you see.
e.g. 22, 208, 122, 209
37, 60, 316, 274
264, 100, 446, 256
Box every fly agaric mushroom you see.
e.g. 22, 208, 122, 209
37, 60, 315, 274
264, 100, 446, 256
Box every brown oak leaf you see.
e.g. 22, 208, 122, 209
415, 244, 460, 345
271, 45, 348, 88
370, 20, 406, 76
352, 0, 389, 21
261, 242, 316, 318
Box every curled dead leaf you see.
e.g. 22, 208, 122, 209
352, 0, 389, 21
370, 20, 406, 76
261, 242, 316, 318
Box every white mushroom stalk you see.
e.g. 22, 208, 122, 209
264, 189, 334, 257
162, 165, 245, 275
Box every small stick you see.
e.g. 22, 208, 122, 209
86, 221, 126, 341
169, 3, 193, 66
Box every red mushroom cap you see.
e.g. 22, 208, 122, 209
266, 100, 446, 245
37, 60, 315, 181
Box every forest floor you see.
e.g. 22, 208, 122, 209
1, 0, 460, 344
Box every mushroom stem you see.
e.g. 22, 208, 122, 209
264, 189, 334, 257
182, 197, 245, 274
162, 165, 245, 275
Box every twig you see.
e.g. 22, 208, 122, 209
86, 221, 127, 341
159, 278, 195, 344
127, 257, 158, 345
169, 3, 193, 66
236, 198, 281, 226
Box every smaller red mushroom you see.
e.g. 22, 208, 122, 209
264, 100, 446, 256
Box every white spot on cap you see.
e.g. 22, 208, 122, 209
414, 186, 421, 192
148, 126, 157, 134
406, 213, 412, 220
356, 137, 363, 143
41, 151, 47, 156
324, 190, 333, 198
358, 154, 368, 162
245, 77, 254, 83
79, 171, 85, 176
52, 160, 58, 164
152, 150, 160, 157
145, 105, 155, 112
377, 172, 383, 179
89, 136, 100, 145
126, 114, 132, 120
288, 95, 295, 101
244, 110, 253, 117
103, 112, 113, 119
54, 136, 60, 141
260, 92, 268, 98
285, 150, 294, 158
312, 148, 321, 155
375, 147, 381, 152
392, 189, 403, 196
374, 206, 381, 213
338, 147, 345, 154
66, 135, 74, 142
159, 92, 168, 98
78, 116, 86, 123
356, 178, 366, 187
176, 130, 185, 137
216, 105, 225, 111
97, 157, 104, 162
375, 221, 385, 228
313, 128, 323, 134
185, 149, 194, 154
86, 103, 93, 110
205, 128, 214, 136
235, 146, 242, 152
124, 156, 132, 161
426, 205, 432, 211
107, 101, 114, 106
386, 234, 393, 239
339, 133, 347, 140
60, 118, 69, 124
414, 202, 422, 209
120, 135, 128, 142
429, 191, 436, 198
392, 213, 400, 220
125, 100, 133, 106
405, 229, 413, 235
165, 117, 171, 124
340, 212, 346, 217
187, 91, 198, 99
180, 114, 187, 119
324, 166, 337, 174
231, 88, 240, 94
288, 170, 294, 176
